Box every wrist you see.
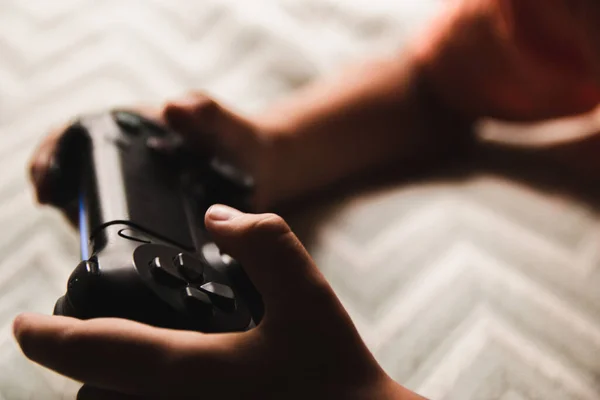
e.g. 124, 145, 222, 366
250, 55, 476, 210
246, 114, 302, 211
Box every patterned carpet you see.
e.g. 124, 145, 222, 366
1, 1, 600, 399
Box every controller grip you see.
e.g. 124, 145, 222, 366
53, 296, 76, 317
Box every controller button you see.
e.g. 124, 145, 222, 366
174, 253, 204, 282
146, 134, 182, 152
114, 111, 142, 135
201, 243, 220, 265
199, 282, 236, 312
182, 286, 214, 316
220, 253, 234, 266
202, 242, 236, 267
149, 257, 185, 286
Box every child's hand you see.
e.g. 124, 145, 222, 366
13, 206, 421, 400
28, 93, 285, 214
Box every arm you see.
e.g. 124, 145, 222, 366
32, 1, 600, 213
251, 0, 600, 208
253, 53, 474, 208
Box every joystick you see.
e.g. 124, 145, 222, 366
50, 111, 263, 332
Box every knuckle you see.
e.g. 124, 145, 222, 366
28, 160, 40, 180
162, 101, 184, 116
186, 90, 212, 103
192, 96, 221, 119
251, 213, 290, 236
163, 92, 222, 124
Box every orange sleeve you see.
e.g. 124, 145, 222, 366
410, 0, 600, 121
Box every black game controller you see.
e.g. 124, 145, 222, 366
49, 110, 263, 333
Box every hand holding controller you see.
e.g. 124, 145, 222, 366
16, 96, 425, 400
49, 110, 263, 332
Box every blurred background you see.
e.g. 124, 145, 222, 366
1, 1, 600, 399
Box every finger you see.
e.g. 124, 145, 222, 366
13, 313, 254, 397
163, 92, 221, 148
204, 205, 334, 316
30, 106, 162, 206
29, 125, 68, 204
163, 92, 256, 157
77, 385, 150, 400
77, 385, 176, 400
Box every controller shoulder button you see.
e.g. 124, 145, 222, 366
113, 111, 143, 135
199, 282, 236, 312
114, 110, 168, 138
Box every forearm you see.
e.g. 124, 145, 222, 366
254, 53, 473, 208
251, 0, 600, 209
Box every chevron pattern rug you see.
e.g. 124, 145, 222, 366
1, 1, 600, 399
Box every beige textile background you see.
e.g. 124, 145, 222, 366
1, 1, 599, 399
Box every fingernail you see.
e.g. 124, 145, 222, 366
207, 204, 242, 221
164, 102, 195, 131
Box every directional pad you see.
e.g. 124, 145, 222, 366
149, 257, 186, 286
174, 253, 204, 282
182, 286, 214, 317
132, 243, 253, 331
200, 282, 236, 312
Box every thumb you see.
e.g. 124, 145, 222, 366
204, 205, 332, 316
77, 385, 144, 400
